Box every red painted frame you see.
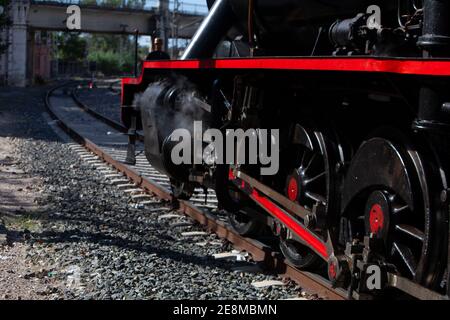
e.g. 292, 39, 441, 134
229, 170, 329, 260
121, 57, 450, 106
121, 56, 450, 260
123, 57, 450, 86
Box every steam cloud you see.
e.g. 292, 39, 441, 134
134, 76, 210, 140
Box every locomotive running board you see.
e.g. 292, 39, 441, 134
230, 169, 332, 260
123, 57, 450, 86
121, 57, 450, 107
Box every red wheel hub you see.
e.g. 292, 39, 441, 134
287, 177, 299, 201
369, 204, 384, 234
228, 168, 235, 180
328, 262, 337, 280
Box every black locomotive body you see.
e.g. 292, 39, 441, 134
122, 0, 450, 299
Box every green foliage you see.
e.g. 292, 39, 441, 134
0, 0, 9, 9
125, 0, 146, 9
55, 33, 87, 61
80, 0, 99, 5
139, 46, 150, 58
87, 50, 135, 75
87, 34, 122, 52
55, 31, 140, 76
53, 6, 147, 76
85, 34, 142, 75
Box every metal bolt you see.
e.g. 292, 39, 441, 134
441, 102, 450, 114
440, 189, 448, 203
304, 214, 316, 229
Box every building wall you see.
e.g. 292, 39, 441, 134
32, 31, 53, 81
0, 1, 53, 86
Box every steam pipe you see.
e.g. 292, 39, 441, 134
248, 0, 255, 49
417, 0, 450, 57
181, 0, 234, 60
416, 0, 450, 127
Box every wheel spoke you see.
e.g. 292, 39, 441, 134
392, 204, 409, 214
388, 193, 397, 202
303, 153, 316, 173
395, 224, 425, 242
305, 191, 326, 205
304, 171, 325, 185
299, 151, 308, 169
392, 242, 417, 277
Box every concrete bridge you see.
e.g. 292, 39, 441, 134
28, 1, 203, 37
0, 0, 205, 86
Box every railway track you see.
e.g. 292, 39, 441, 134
45, 83, 347, 300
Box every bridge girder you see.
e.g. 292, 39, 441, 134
29, 2, 203, 38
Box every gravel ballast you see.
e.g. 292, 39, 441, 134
0, 86, 313, 300
75, 86, 121, 124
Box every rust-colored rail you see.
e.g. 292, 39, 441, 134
45, 84, 347, 300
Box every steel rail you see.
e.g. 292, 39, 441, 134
71, 85, 145, 143
71, 86, 131, 134
45, 84, 347, 300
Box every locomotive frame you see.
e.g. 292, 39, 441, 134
121, 0, 450, 299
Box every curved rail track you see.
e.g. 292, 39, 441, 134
45, 82, 347, 300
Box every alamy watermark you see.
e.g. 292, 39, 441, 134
66, 5, 81, 30
170, 121, 280, 176
366, 265, 382, 290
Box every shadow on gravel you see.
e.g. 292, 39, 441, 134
1, 86, 240, 277
27, 227, 228, 270
0, 87, 61, 143
4, 202, 234, 272
0, 86, 63, 244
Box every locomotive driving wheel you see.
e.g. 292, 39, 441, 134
343, 130, 448, 289
280, 124, 344, 269
215, 165, 265, 236
363, 188, 428, 279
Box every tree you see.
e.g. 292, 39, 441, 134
57, 0, 148, 75
125, 0, 146, 9
85, 34, 137, 75
0, 0, 11, 55
55, 33, 87, 61
80, 0, 98, 5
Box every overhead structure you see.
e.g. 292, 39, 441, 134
0, 0, 206, 86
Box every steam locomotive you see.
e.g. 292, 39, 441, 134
122, 0, 450, 299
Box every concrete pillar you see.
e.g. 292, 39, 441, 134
7, 0, 29, 87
